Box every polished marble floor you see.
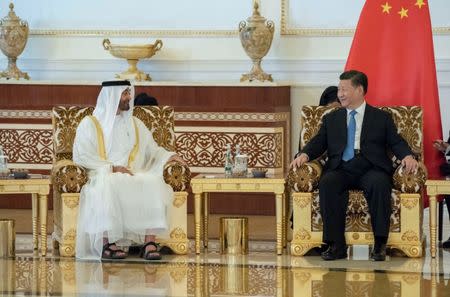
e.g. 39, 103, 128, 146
1, 237, 450, 297
1, 208, 450, 296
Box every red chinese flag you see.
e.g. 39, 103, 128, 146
346, 0, 443, 183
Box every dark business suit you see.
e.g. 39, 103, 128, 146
301, 104, 412, 245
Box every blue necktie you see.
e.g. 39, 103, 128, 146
342, 110, 357, 161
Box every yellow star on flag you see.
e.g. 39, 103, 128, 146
381, 2, 392, 14
398, 7, 408, 19
415, 0, 426, 9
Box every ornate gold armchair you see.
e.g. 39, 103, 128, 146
51, 106, 191, 257
288, 106, 427, 257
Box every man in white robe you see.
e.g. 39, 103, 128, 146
73, 80, 182, 260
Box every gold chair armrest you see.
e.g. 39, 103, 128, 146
163, 160, 191, 192
392, 162, 427, 193
52, 160, 88, 193
287, 160, 323, 192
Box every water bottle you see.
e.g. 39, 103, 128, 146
224, 144, 233, 177
233, 144, 248, 177
0, 145, 8, 177
235, 144, 241, 157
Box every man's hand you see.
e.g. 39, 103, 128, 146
112, 166, 134, 175
289, 153, 309, 170
433, 139, 449, 153
401, 155, 418, 174
167, 154, 186, 165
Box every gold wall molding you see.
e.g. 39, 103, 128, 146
0, 109, 51, 119
280, 0, 450, 36
0, 109, 289, 122
175, 111, 289, 122
30, 29, 237, 38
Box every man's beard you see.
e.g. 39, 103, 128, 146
119, 102, 130, 111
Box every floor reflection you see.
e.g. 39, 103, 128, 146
0, 254, 448, 296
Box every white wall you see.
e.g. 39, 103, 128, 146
1, 0, 449, 154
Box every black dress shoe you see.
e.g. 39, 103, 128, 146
443, 237, 450, 249
370, 243, 387, 261
321, 244, 348, 261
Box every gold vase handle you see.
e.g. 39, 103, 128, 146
266, 20, 275, 33
239, 21, 247, 32
102, 39, 111, 50
154, 40, 163, 52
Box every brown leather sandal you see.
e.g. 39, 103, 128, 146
140, 241, 162, 260
102, 243, 127, 259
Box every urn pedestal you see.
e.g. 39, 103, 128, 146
0, 3, 29, 80
239, 2, 274, 82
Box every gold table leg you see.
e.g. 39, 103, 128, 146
203, 193, 209, 249
39, 258, 48, 293
431, 258, 437, 297
39, 194, 48, 256
282, 193, 287, 248
275, 193, 283, 255
194, 193, 202, 254
429, 195, 437, 258
31, 193, 39, 251
194, 263, 203, 297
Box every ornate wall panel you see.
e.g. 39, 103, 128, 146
0, 124, 52, 169
176, 126, 284, 174
0, 123, 286, 174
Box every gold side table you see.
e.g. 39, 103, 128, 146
0, 177, 51, 256
191, 174, 286, 255
425, 178, 450, 258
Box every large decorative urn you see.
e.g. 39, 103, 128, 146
0, 3, 29, 80
103, 38, 163, 81
239, 1, 274, 82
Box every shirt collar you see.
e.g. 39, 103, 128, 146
347, 100, 366, 116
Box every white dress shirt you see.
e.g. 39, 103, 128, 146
346, 101, 366, 150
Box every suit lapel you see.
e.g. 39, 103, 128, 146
337, 108, 347, 150
361, 104, 373, 144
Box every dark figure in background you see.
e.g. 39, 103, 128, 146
319, 86, 340, 107
134, 92, 158, 106
290, 70, 418, 261
433, 131, 450, 248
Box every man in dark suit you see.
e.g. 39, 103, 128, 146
290, 70, 418, 261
